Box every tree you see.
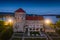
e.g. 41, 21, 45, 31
0, 20, 5, 32
55, 20, 60, 34
56, 20, 60, 28
0, 20, 13, 40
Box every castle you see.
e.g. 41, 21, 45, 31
13, 8, 44, 33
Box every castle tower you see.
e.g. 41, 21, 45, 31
14, 8, 26, 32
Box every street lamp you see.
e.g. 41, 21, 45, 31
8, 18, 13, 25
44, 19, 51, 25
8, 19, 13, 23
4, 18, 13, 25
8, 19, 12, 22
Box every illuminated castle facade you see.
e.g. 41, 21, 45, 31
13, 8, 44, 33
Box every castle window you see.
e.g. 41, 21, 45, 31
36, 28, 39, 30
30, 28, 32, 30
22, 17, 23, 19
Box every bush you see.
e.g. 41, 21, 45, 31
0, 27, 13, 40
56, 30, 60, 35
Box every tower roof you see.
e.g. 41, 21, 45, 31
15, 8, 25, 13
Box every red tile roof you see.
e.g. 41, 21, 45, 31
26, 16, 43, 20
15, 8, 25, 13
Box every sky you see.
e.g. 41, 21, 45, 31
0, 0, 60, 23
0, 0, 60, 15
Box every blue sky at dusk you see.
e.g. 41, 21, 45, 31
0, 0, 60, 23
0, 0, 60, 15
